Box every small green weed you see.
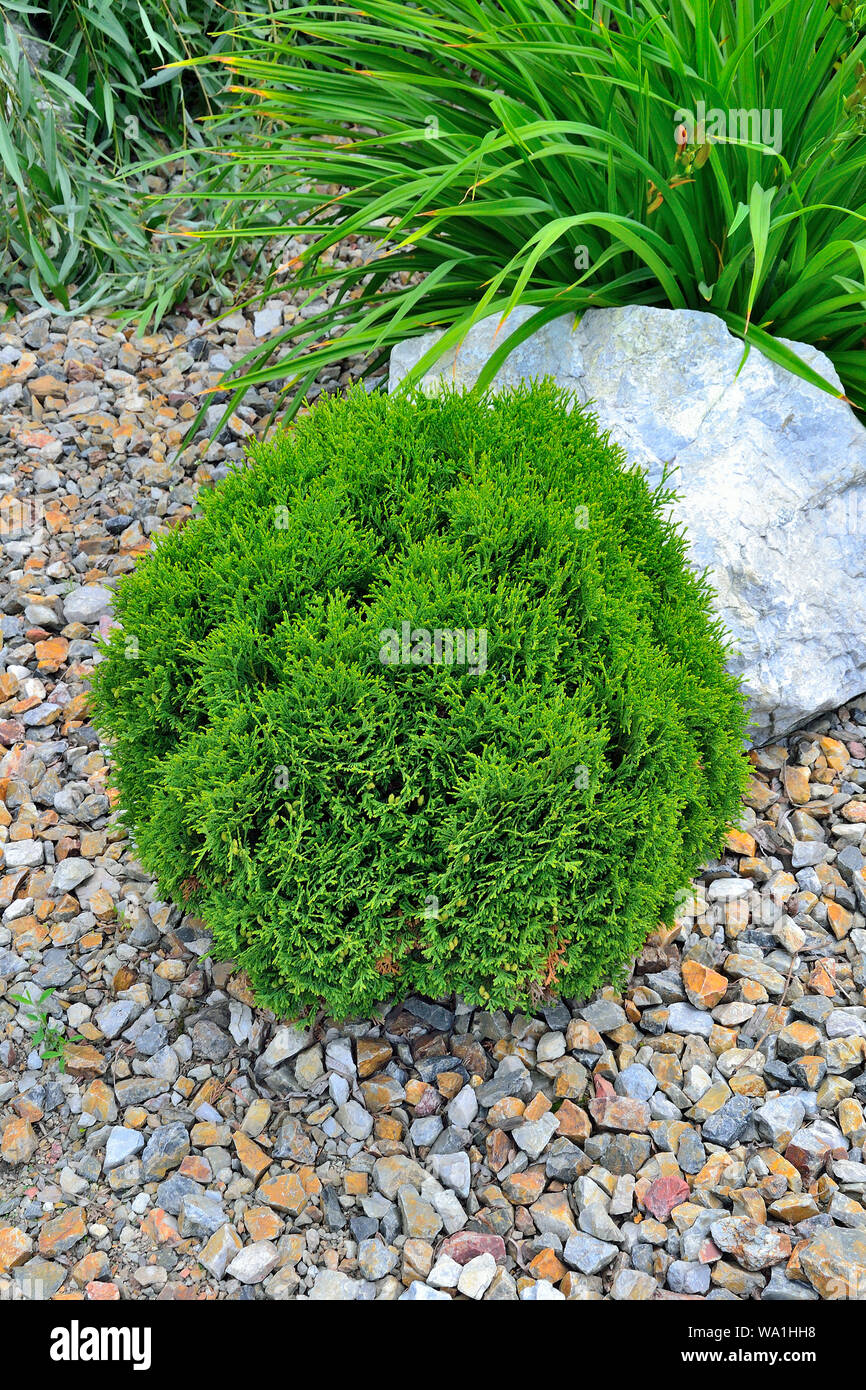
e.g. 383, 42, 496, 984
11, 987, 83, 1072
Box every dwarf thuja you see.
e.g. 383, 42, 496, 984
92, 382, 748, 1019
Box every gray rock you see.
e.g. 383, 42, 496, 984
13, 1258, 66, 1299
329, 1073, 350, 1108
106, 1158, 142, 1191
259, 1024, 313, 1070
430, 1187, 468, 1235
826, 1009, 866, 1040
391, 304, 866, 738
373, 1155, 428, 1199
610, 1268, 657, 1300
156, 1174, 202, 1216
545, 1137, 589, 1183
429, 1151, 471, 1199
63, 584, 114, 625
792, 840, 829, 869
537, 1030, 566, 1062
477, 1064, 532, 1107
410, 1115, 444, 1147
145, 1046, 180, 1084
135, 1023, 168, 1058
310, 1268, 360, 1300
34, 955, 77, 990
103, 1126, 144, 1172
754, 1095, 806, 1148
178, 1191, 227, 1239
93, 999, 138, 1040
614, 1063, 657, 1101
49, 857, 94, 894
762, 1269, 819, 1301
199, 1224, 242, 1279
830, 1159, 866, 1186
707, 876, 754, 902
403, 997, 454, 1031
578, 1204, 622, 1245
667, 1002, 715, 1037
273, 1115, 317, 1165
446, 1084, 478, 1129
427, 1254, 462, 1289
114, 1077, 168, 1106
837, 845, 865, 883
191, 1019, 232, 1062
701, 1095, 753, 1148
294, 1044, 324, 1089
668, 1259, 711, 1295
225, 1240, 279, 1284
563, 1232, 619, 1275
0, 948, 25, 979
399, 1280, 451, 1300
321, 1184, 346, 1232
3, 840, 44, 869
140, 1122, 190, 1181
580, 1000, 627, 1033
336, 1099, 373, 1141
512, 1111, 559, 1160
457, 1251, 497, 1299
358, 1237, 398, 1281
253, 302, 283, 338
325, 1037, 357, 1079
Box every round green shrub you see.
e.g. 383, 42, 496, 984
92, 381, 748, 1020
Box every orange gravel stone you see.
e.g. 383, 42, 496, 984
257, 1172, 309, 1216
72, 1251, 110, 1286
682, 959, 728, 1010
233, 1132, 272, 1182
86, 1281, 121, 1300
244, 1207, 283, 1242
725, 828, 757, 856
1, 1117, 37, 1164
38, 1207, 87, 1256
0, 1225, 33, 1273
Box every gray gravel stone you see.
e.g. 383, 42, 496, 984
63, 584, 113, 625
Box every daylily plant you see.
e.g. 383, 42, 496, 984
177, 0, 866, 420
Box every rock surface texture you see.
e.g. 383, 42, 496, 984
391, 305, 866, 742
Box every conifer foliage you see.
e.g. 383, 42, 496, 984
93, 384, 748, 1019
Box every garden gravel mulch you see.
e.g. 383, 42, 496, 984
1, 302, 865, 1302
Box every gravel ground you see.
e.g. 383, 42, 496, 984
0, 302, 865, 1302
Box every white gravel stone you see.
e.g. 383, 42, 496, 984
3, 840, 44, 869
225, 1240, 279, 1284
446, 1083, 478, 1129
104, 1126, 145, 1172
457, 1251, 497, 1299
63, 583, 114, 625
427, 1254, 462, 1289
